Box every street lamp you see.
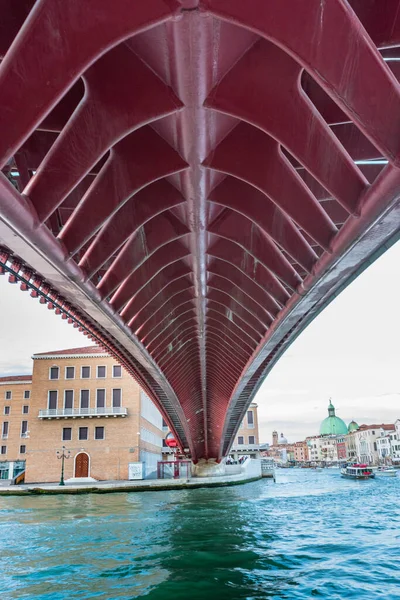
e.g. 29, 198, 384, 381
56, 446, 71, 486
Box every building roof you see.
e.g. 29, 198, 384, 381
357, 424, 395, 431
319, 401, 348, 436
347, 420, 360, 433
0, 375, 32, 383
33, 345, 109, 359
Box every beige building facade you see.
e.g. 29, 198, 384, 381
230, 403, 260, 458
2, 346, 164, 483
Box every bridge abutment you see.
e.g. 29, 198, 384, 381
192, 459, 225, 478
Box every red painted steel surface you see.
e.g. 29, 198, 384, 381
1, 1, 400, 460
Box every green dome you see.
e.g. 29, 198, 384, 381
319, 400, 348, 436
348, 420, 360, 433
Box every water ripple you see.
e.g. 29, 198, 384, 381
1, 470, 400, 599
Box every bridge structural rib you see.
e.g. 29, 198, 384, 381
0, 0, 400, 464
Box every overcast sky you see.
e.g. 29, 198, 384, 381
1, 241, 399, 444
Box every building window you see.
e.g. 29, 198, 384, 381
48, 390, 58, 410
79, 427, 88, 441
97, 366, 106, 379
1, 446, 6, 455
65, 366, 75, 380
62, 427, 72, 441
24, 390, 30, 399
238, 436, 244, 445
5, 391, 11, 400
112, 389, 121, 408
81, 366, 90, 379
247, 411, 254, 426
22, 405, 29, 415
80, 390, 90, 410
96, 389, 105, 409
249, 435, 255, 444
49, 366, 59, 380
2, 422, 9, 438
20, 445, 26, 454
64, 390, 74, 411
21, 421, 28, 438
112, 365, 122, 378
4, 407, 10, 416
95, 426, 105, 440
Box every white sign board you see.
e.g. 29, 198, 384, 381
128, 462, 144, 480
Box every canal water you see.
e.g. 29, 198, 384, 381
1, 469, 399, 599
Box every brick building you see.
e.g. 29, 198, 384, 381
0, 374, 32, 480
1, 346, 164, 483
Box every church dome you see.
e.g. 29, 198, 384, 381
319, 400, 348, 436
348, 420, 360, 433
279, 433, 288, 444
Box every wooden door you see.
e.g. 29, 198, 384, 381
75, 453, 89, 478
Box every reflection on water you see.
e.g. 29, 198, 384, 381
1, 470, 400, 599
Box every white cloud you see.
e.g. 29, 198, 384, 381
255, 240, 400, 443
0, 277, 94, 375
260, 388, 309, 397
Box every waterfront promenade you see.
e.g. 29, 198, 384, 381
0, 459, 262, 495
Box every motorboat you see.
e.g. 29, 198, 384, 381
341, 464, 375, 479
375, 466, 397, 477
261, 458, 275, 478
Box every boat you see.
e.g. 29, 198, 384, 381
261, 458, 275, 478
341, 464, 375, 479
375, 467, 397, 477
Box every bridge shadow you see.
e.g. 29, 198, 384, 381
142, 483, 295, 600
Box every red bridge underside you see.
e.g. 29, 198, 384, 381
1, 0, 400, 461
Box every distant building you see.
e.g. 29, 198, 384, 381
266, 431, 295, 463
319, 400, 348, 436
307, 435, 340, 463
304, 401, 349, 464
267, 401, 399, 466
376, 433, 392, 463
1, 346, 165, 483
293, 441, 309, 462
348, 420, 360, 433
345, 424, 395, 465
391, 419, 400, 464
336, 436, 346, 460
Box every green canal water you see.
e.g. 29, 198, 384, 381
1, 469, 400, 599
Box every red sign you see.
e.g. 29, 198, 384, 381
165, 432, 178, 448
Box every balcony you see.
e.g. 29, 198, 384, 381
39, 407, 128, 419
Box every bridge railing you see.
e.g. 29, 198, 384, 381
38, 407, 128, 419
